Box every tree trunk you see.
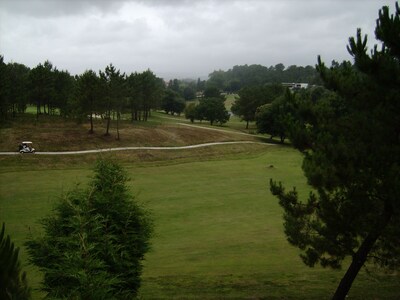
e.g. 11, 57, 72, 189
133, 110, 137, 121
332, 208, 392, 300
89, 112, 94, 134
36, 102, 40, 120
105, 110, 111, 136
246, 120, 249, 129
116, 112, 120, 140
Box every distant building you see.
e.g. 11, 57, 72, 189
282, 83, 309, 90
196, 91, 204, 98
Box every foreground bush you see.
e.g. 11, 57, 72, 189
26, 160, 153, 299
0, 223, 31, 300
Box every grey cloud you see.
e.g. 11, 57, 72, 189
0, 0, 127, 17
0, 0, 392, 78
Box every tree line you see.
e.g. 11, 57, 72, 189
0, 56, 321, 126
0, 58, 167, 137
207, 63, 321, 93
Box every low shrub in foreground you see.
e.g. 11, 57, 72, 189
25, 159, 153, 299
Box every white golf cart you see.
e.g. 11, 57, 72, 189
19, 141, 35, 154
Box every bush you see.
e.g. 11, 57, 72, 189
0, 223, 31, 300
26, 159, 153, 299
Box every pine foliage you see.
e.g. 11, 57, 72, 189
26, 160, 153, 299
0, 223, 31, 300
270, 3, 400, 298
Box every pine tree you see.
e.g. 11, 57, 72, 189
0, 223, 31, 300
26, 159, 153, 299
270, 3, 400, 299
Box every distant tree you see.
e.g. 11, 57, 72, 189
0, 223, 31, 299
6, 62, 30, 117
256, 100, 288, 142
184, 102, 197, 123
168, 79, 180, 93
207, 70, 227, 90
285, 65, 322, 84
0, 56, 10, 121
255, 88, 323, 143
196, 97, 229, 125
162, 89, 176, 114
232, 84, 285, 129
126, 72, 142, 122
231, 64, 271, 86
274, 63, 285, 72
140, 70, 164, 121
196, 78, 206, 92
226, 79, 241, 93
53, 69, 75, 117
0, 58, 30, 121
26, 160, 153, 299
270, 3, 400, 299
183, 86, 196, 100
76, 70, 103, 133
203, 86, 224, 100
162, 89, 185, 115
126, 70, 164, 122
28, 61, 54, 119
99, 64, 126, 137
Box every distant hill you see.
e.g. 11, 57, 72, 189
207, 64, 321, 92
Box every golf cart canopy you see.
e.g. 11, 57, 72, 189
19, 141, 35, 153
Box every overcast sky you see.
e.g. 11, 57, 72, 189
0, 0, 393, 79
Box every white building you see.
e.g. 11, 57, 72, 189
282, 83, 309, 90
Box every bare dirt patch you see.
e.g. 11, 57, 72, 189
0, 115, 258, 152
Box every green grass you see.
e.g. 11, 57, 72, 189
1, 146, 399, 299
24, 105, 60, 115
224, 93, 237, 111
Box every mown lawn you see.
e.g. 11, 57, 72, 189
0, 146, 399, 299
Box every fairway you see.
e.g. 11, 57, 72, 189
0, 146, 399, 299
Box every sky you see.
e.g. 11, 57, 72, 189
0, 0, 394, 79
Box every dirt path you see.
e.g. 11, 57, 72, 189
156, 115, 262, 138
1, 116, 274, 156
0, 141, 274, 156
177, 122, 262, 137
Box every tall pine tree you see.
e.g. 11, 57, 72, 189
270, 3, 400, 299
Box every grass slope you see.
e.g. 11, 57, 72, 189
0, 113, 257, 152
1, 146, 398, 299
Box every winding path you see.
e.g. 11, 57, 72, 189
0, 120, 275, 156
0, 141, 274, 156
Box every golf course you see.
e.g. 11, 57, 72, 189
1, 113, 399, 299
